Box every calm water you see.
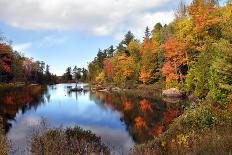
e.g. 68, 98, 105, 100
0, 83, 184, 154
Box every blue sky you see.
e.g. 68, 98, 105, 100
0, 0, 199, 75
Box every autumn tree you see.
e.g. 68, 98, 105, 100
139, 27, 159, 84
0, 43, 14, 82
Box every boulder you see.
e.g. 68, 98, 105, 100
111, 87, 121, 92
162, 88, 182, 97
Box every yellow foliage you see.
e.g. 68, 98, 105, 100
96, 71, 105, 83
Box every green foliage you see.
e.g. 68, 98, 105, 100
208, 39, 232, 103
128, 40, 141, 62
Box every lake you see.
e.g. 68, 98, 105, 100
0, 83, 185, 154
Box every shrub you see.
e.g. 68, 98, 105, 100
31, 126, 110, 155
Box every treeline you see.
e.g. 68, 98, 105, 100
88, 0, 232, 104
61, 66, 88, 82
0, 37, 58, 84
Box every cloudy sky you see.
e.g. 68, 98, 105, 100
0, 0, 192, 75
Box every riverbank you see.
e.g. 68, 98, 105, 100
133, 101, 232, 154
89, 82, 189, 101
0, 82, 26, 89
90, 83, 232, 154
0, 82, 50, 91
0, 130, 9, 155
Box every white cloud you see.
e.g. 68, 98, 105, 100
13, 42, 32, 52
0, 0, 180, 37
13, 34, 67, 52
38, 35, 67, 47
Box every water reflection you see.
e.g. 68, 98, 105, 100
90, 91, 183, 143
0, 85, 48, 133
0, 83, 184, 154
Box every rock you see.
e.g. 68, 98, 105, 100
70, 87, 83, 92
111, 87, 121, 92
98, 88, 109, 92
162, 88, 182, 97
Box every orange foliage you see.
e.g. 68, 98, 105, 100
0, 44, 11, 53
123, 101, 134, 111
135, 116, 147, 129
162, 37, 187, 84
139, 99, 152, 112
162, 61, 178, 82
139, 69, 153, 84
151, 38, 158, 54
140, 38, 150, 56
141, 37, 158, 56
163, 38, 186, 67
188, 0, 222, 33
103, 58, 113, 78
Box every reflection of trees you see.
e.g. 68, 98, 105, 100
0, 85, 48, 133
90, 91, 184, 144
89, 91, 108, 111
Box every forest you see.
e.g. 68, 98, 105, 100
0, 38, 88, 85
88, 0, 232, 104
0, 38, 57, 85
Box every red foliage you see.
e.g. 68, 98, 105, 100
123, 101, 134, 111
139, 99, 152, 112
5, 95, 13, 104
103, 58, 113, 78
0, 43, 13, 73
135, 116, 147, 129
153, 124, 165, 137
163, 108, 182, 124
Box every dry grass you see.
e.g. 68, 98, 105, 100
30, 126, 110, 155
0, 131, 9, 155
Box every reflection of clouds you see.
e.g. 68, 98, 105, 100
80, 125, 134, 155
7, 114, 43, 154
6, 84, 135, 154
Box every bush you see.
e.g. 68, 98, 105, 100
31, 126, 110, 155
